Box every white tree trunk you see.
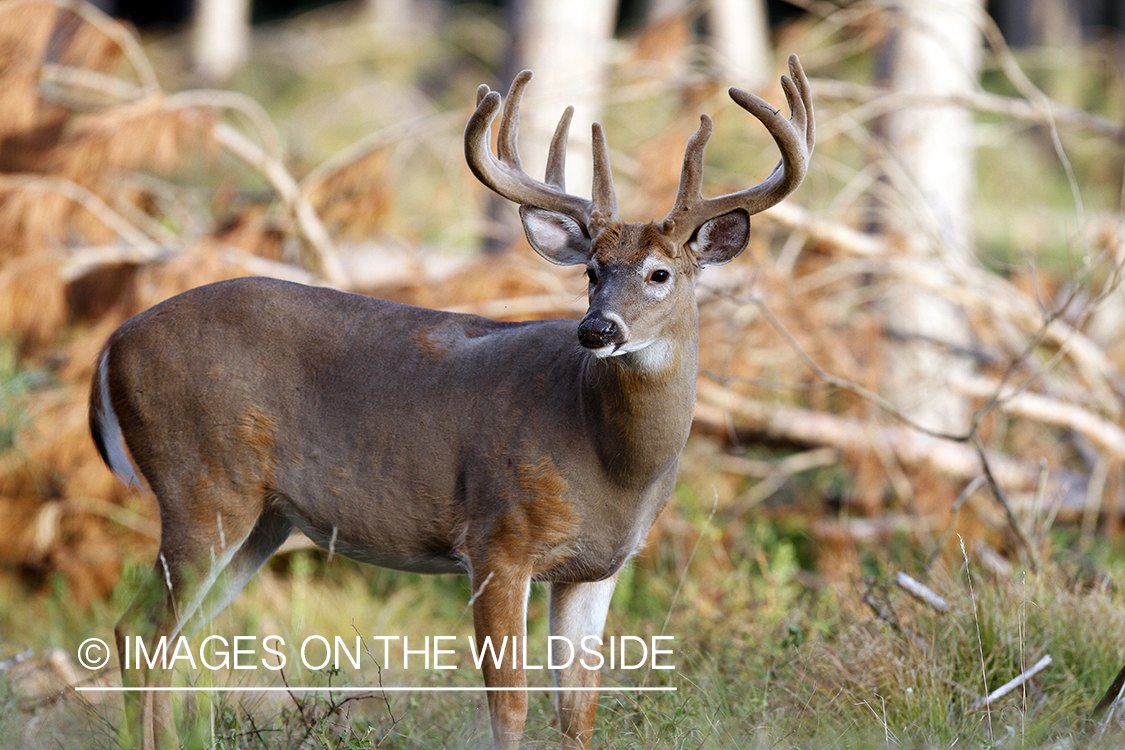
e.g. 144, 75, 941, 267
508, 0, 617, 197
192, 0, 251, 83
880, 0, 985, 435
366, 0, 412, 31
708, 0, 771, 85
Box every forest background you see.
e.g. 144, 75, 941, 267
2, 0, 1125, 747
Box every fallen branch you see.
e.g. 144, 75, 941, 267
29, 57, 350, 288
728, 446, 839, 513
211, 121, 348, 287
0, 174, 167, 282
695, 378, 1040, 492
763, 201, 888, 258
894, 571, 949, 612
756, 207, 1124, 415
812, 79, 1125, 143
968, 654, 1052, 711
951, 373, 1125, 460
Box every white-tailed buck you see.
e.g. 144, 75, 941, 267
91, 55, 813, 749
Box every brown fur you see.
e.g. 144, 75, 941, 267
480, 458, 580, 577
412, 326, 449, 361
593, 222, 674, 265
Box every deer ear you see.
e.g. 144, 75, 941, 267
689, 209, 750, 267
520, 205, 592, 265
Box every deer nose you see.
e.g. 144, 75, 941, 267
577, 314, 621, 350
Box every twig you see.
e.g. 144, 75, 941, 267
0, 174, 160, 256
950, 374, 1125, 460
695, 380, 1055, 494
812, 79, 1125, 142
925, 475, 987, 575
894, 572, 948, 612
739, 285, 1081, 568
968, 654, 1052, 712
211, 121, 348, 287
757, 210, 1124, 416
728, 447, 839, 513
860, 578, 926, 650
39, 63, 148, 108
165, 90, 285, 162
352, 623, 398, 729
43, 0, 161, 95
974, 435, 1040, 573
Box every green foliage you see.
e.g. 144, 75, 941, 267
0, 340, 50, 454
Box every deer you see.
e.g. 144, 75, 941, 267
89, 54, 813, 750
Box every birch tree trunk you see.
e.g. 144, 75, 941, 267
708, 0, 771, 84
507, 0, 617, 197
192, 0, 251, 83
880, 0, 985, 435
366, 0, 412, 32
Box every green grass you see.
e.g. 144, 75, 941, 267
5, 505, 1125, 749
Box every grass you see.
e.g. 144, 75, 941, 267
5, 500, 1125, 749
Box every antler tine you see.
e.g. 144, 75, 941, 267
544, 106, 573, 190
660, 53, 815, 244
590, 122, 619, 229
496, 70, 532, 167
464, 71, 598, 230
660, 114, 713, 235
789, 53, 816, 155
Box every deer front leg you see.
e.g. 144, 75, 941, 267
471, 567, 532, 750
549, 576, 617, 750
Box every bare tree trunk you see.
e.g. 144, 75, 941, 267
647, 0, 688, 23
192, 0, 251, 83
366, 0, 412, 31
708, 0, 771, 84
880, 0, 985, 435
508, 0, 617, 197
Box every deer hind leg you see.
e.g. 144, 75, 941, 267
549, 576, 618, 750
115, 498, 292, 750
470, 566, 532, 750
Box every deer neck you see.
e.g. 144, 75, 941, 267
580, 303, 699, 486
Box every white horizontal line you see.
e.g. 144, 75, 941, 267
76, 686, 676, 693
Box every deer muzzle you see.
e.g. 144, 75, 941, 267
577, 311, 627, 354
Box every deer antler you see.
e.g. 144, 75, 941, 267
660, 54, 815, 244
464, 70, 619, 236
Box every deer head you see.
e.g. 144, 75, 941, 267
465, 54, 814, 367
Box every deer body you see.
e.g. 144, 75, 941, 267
96, 275, 693, 583
93, 56, 812, 750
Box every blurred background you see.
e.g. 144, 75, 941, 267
1, 0, 1125, 746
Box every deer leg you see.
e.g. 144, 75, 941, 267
470, 567, 531, 750
115, 497, 289, 750
115, 564, 176, 750
549, 576, 617, 750
176, 506, 293, 639
115, 542, 213, 750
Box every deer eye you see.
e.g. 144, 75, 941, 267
586, 268, 598, 285
649, 269, 671, 284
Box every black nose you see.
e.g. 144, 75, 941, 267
577, 316, 619, 349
